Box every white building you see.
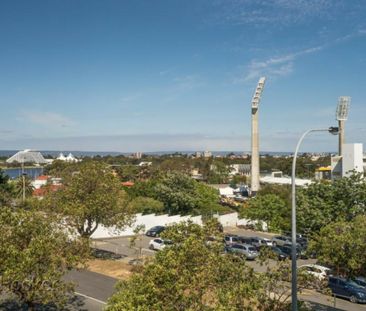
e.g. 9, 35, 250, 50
342, 143, 364, 177
332, 143, 364, 179
203, 151, 212, 158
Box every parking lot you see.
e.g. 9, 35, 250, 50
91, 227, 366, 310
92, 226, 314, 268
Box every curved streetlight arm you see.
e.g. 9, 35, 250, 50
291, 127, 336, 311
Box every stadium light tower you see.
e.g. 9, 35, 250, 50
250, 77, 266, 196
336, 96, 351, 156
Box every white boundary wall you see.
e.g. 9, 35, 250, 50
91, 212, 267, 239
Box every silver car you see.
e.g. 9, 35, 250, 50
225, 243, 258, 260
271, 235, 291, 247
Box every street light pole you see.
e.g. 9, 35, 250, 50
291, 127, 338, 311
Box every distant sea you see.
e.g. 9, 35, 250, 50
0, 149, 298, 158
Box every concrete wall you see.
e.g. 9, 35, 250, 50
91, 212, 267, 239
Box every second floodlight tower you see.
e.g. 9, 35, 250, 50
250, 77, 266, 196
336, 96, 351, 156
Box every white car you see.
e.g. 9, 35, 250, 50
299, 264, 332, 280
149, 238, 173, 251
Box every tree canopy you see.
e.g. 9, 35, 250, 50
296, 173, 366, 234
241, 194, 290, 232
106, 220, 310, 311
308, 215, 366, 277
0, 207, 88, 310
126, 172, 227, 215
44, 161, 134, 238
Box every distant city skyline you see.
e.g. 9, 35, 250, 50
1, 1, 366, 152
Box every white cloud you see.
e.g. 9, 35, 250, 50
214, 0, 338, 27
19, 111, 75, 128
239, 27, 366, 82
172, 75, 205, 91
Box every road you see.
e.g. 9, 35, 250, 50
64, 227, 366, 310
63, 269, 118, 311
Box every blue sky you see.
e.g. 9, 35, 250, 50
0, 0, 365, 152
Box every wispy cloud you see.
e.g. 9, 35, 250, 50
214, 0, 339, 27
19, 111, 76, 128
172, 75, 205, 91
239, 29, 366, 82
236, 45, 323, 82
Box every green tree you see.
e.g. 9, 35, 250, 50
44, 161, 134, 238
106, 220, 310, 311
0, 169, 13, 206
126, 172, 225, 215
153, 172, 223, 215
240, 194, 290, 232
207, 160, 230, 184
308, 215, 366, 277
128, 197, 164, 215
13, 175, 34, 199
297, 173, 366, 234
0, 207, 88, 310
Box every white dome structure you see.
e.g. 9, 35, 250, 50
6, 149, 47, 164
57, 152, 80, 162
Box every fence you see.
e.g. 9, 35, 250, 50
91, 212, 267, 239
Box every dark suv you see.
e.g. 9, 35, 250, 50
146, 226, 166, 237
328, 276, 366, 303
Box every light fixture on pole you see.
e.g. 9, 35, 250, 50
336, 96, 351, 156
250, 77, 266, 196
291, 126, 338, 311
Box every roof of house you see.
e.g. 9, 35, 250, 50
121, 181, 134, 187
32, 184, 62, 197
36, 175, 49, 181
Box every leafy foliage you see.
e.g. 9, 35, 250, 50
12, 175, 34, 199
241, 194, 290, 232
297, 173, 366, 234
308, 215, 366, 277
106, 220, 310, 311
0, 207, 88, 309
127, 172, 226, 215
0, 169, 13, 206
128, 197, 164, 215
44, 161, 134, 238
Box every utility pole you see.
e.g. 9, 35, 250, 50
250, 77, 266, 196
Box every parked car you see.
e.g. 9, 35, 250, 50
269, 246, 289, 260
328, 276, 366, 303
283, 232, 308, 245
224, 234, 240, 245
236, 236, 253, 245
272, 235, 291, 247
146, 226, 166, 237
298, 264, 332, 280
277, 245, 299, 259
225, 243, 258, 260
354, 277, 366, 289
148, 238, 173, 251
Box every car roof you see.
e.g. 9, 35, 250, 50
300, 264, 330, 270
150, 226, 165, 229
242, 243, 255, 247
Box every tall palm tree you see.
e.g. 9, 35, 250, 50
13, 175, 34, 199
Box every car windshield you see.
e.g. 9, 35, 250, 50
248, 247, 256, 252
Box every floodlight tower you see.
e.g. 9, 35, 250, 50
336, 96, 351, 156
250, 77, 266, 196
